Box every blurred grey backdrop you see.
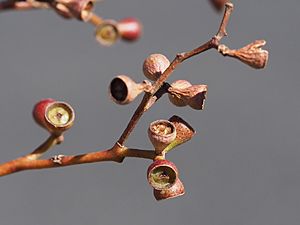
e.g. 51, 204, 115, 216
0, 0, 299, 225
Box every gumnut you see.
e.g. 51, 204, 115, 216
143, 53, 170, 81
109, 75, 151, 105
147, 159, 178, 190
168, 84, 208, 110
162, 115, 195, 153
168, 80, 192, 107
33, 99, 75, 135
95, 20, 120, 46
148, 119, 176, 154
118, 17, 142, 42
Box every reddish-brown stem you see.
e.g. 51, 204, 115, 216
0, 142, 156, 176
214, 2, 234, 41
117, 2, 234, 146
87, 12, 103, 26
0, 134, 61, 176
117, 93, 151, 145
27, 134, 64, 160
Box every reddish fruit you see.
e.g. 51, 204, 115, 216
153, 178, 185, 201
118, 17, 142, 42
33, 98, 55, 129
147, 159, 178, 190
143, 53, 170, 81
33, 99, 75, 135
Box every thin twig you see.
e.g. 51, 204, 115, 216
214, 2, 234, 41
0, 134, 61, 176
26, 134, 63, 160
87, 12, 103, 26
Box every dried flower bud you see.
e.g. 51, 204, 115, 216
209, 0, 229, 12
95, 20, 120, 46
153, 178, 185, 201
118, 17, 142, 42
109, 75, 149, 105
162, 115, 195, 153
168, 84, 208, 110
147, 159, 178, 191
168, 80, 192, 107
218, 40, 269, 69
143, 54, 170, 81
148, 120, 177, 154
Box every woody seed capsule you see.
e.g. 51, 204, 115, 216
143, 54, 170, 81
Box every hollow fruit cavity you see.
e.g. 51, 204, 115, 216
110, 77, 128, 102
47, 107, 70, 126
149, 166, 177, 190
152, 122, 173, 136
95, 23, 119, 46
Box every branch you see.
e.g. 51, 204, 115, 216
27, 134, 64, 160
0, 1, 267, 179
214, 2, 234, 41
117, 2, 234, 146
0, 140, 156, 176
87, 12, 103, 26
0, 134, 60, 176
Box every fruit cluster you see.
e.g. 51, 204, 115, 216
0, 0, 142, 46
52, 0, 143, 46
108, 53, 206, 200
147, 115, 195, 200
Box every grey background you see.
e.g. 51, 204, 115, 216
0, 0, 299, 225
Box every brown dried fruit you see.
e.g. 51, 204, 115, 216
143, 54, 170, 81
